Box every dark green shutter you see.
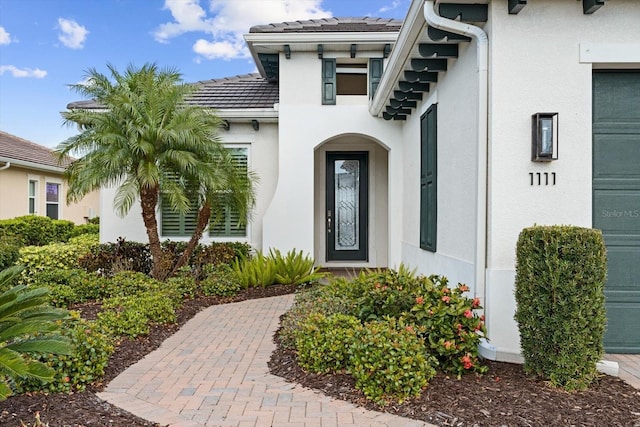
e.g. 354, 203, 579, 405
322, 58, 336, 105
420, 104, 437, 252
369, 58, 383, 99
210, 148, 248, 237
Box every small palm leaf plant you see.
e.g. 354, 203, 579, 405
270, 249, 327, 286
0, 266, 73, 400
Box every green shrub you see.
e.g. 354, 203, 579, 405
18, 234, 99, 283
87, 217, 100, 225
96, 308, 150, 338
52, 219, 75, 241
277, 278, 370, 350
104, 271, 163, 298
296, 313, 361, 373
270, 248, 326, 285
165, 266, 198, 299
515, 225, 607, 391
0, 215, 75, 246
98, 291, 177, 338
18, 316, 114, 393
70, 223, 100, 237
79, 237, 152, 275
401, 276, 487, 376
355, 266, 419, 322
0, 235, 21, 271
0, 266, 73, 400
200, 264, 241, 297
232, 251, 276, 288
232, 248, 324, 288
349, 317, 437, 406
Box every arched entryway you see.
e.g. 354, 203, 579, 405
314, 134, 389, 268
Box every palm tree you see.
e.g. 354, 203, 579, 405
0, 266, 72, 400
57, 63, 256, 280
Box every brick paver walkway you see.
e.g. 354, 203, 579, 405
99, 294, 432, 427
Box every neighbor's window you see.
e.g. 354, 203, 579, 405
28, 179, 38, 214
45, 182, 60, 220
161, 147, 249, 239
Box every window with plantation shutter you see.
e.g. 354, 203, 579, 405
209, 147, 248, 237
160, 176, 198, 237
160, 147, 248, 238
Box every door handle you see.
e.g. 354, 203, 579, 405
327, 209, 332, 234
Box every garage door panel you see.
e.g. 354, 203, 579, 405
593, 134, 640, 181
604, 246, 640, 291
593, 190, 640, 232
603, 301, 640, 353
593, 72, 640, 122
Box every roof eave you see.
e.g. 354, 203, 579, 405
370, 0, 427, 117
214, 108, 279, 122
0, 156, 66, 173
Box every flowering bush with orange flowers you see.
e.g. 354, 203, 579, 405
402, 275, 487, 377
353, 268, 487, 377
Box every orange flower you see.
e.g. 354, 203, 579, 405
459, 284, 470, 292
464, 310, 473, 319
415, 296, 425, 305
461, 355, 474, 370
472, 297, 481, 308
442, 295, 451, 303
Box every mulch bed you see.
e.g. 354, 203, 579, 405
1, 284, 639, 427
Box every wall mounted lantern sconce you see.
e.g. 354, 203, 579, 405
531, 112, 558, 162
251, 119, 260, 131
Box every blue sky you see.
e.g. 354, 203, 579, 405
0, 0, 410, 148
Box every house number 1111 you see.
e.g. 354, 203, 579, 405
529, 172, 556, 186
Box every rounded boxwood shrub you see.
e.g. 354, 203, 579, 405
295, 313, 361, 373
349, 317, 437, 406
515, 225, 607, 391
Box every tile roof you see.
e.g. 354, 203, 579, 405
67, 74, 278, 111
185, 73, 279, 109
249, 17, 403, 33
0, 131, 72, 169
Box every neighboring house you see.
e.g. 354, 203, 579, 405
74, 0, 640, 358
0, 131, 99, 224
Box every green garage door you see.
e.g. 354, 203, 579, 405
593, 71, 640, 353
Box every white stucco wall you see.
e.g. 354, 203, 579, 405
262, 51, 404, 265
485, 0, 640, 356
100, 121, 278, 248
401, 38, 480, 291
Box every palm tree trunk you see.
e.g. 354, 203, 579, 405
140, 185, 165, 280
169, 202, 211, 278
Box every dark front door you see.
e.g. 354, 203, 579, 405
326, 152, 368, 261
593, 71, 640, 353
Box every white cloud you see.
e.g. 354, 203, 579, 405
57, 18, 89, 49
0, 27, 11, 45
154, 0, 331, 60
0, 65, 47, 78
379, 0, 402, 13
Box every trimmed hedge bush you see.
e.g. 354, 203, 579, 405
515, 225, 607, 391
0, 215, 75, 246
